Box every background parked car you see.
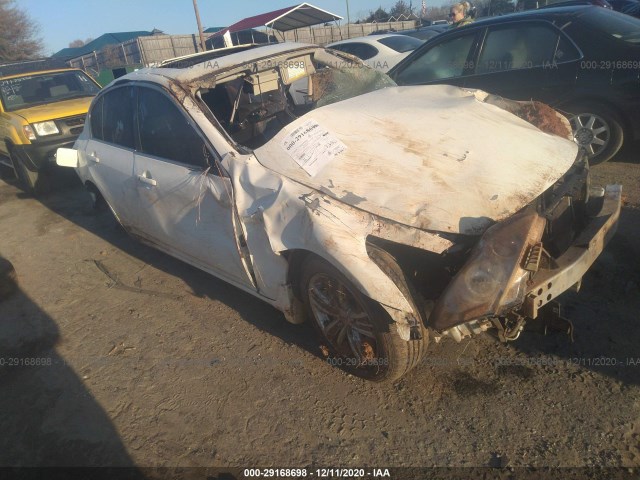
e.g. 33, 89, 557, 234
0, 64, 101, 195
389, 6, 640, 163
398, 24, 449, 42
517, 0, 612, 9
327, 34, 424, 72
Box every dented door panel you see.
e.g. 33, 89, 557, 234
131, 153, 253, 287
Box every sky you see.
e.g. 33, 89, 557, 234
20, 0, 429, 55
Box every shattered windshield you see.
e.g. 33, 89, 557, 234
198, 49, 396, 149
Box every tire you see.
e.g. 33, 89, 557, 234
564, 103, 624, 164
300, 256, 428, 382
8, 146, 51, 196
0, 256, 17, 302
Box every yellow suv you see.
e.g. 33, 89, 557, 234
0, 66, 101, 195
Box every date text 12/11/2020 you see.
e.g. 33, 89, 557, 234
243, 468, 391, 477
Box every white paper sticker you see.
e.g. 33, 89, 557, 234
281, 119, 347, 176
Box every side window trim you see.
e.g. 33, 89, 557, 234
134, 83, 222, 172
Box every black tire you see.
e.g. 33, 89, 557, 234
0, 158, 17, 180
563, 102, 624, 164
8, 146, 51, 196
0, 256, 17, 302
300, 256, 428, 382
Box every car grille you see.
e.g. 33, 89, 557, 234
60, 115, 86, 135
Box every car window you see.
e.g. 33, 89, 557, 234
376, 35, 424, 53
0, 70, 100, 112
476, 24, 561, 74
577, 7, 640, 44
392, 33, 476, 84
555, 34, 581, 63
101, 86, 135, 149
90, 96, 104, 140
136, 87, 208, 168
330, 42, 379, 60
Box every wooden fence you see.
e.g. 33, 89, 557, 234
68, 21, 420, 70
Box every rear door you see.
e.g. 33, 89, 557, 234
130, 84, 253, 287
83, 85, 138, 225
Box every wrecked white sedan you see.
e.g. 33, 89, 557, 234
57, 43, 621, 382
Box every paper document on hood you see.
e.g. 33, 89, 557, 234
281, 119, 346, 176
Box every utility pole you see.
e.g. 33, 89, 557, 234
345, 0, 351, 39
192, 0, 206, 52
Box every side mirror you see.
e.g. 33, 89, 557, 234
56, 148, 78, 168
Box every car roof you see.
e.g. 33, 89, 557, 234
327, 34, 407, 47
115, 42, 317, 85
457, 4, 592, 27
0, 67, 84, 81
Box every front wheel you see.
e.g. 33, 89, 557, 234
9, 147, 51, 196
300, 256, 428, 382
564, 103, 624, 164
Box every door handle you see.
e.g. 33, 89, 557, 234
88, 152, 99, 163
137, 174, 157, 186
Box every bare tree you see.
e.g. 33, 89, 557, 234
390, 1, 413, 17
0, 0, 43, 62
68, 38, 94, 48
425, 4, 454, 20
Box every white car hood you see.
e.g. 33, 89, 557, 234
254, 85, 578, 235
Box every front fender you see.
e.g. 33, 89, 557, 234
227, 154, 423, 326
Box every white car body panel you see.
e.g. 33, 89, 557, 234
327, 35, 418, 72
255, 84, 578, 235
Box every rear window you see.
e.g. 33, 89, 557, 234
577, 8, 640, 44
377, 35, 424, 53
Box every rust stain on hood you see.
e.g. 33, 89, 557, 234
254, 85, 578, 235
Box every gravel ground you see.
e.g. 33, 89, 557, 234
0, 145, 638, 476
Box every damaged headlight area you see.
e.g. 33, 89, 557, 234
430, 211, 546, 332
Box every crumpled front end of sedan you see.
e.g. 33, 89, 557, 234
55, 43, 621, 381
428, 156, 621, 342
251, 81, 621, 346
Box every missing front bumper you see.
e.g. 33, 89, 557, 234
520, 184, 622, 319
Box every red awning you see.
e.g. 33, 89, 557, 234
214, 3, 342, 36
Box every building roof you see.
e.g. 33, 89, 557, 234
52, 31, 158, 59
213, 3, 342, 37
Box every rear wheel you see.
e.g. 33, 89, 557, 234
565, 103, 624, 164
0, 256, 17, 301
300, 256, 428, 382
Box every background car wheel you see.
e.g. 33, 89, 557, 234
565, 103, 624, 164
8, 146, 51, 196
301, 256, 428, 382
0, 256, 17, 302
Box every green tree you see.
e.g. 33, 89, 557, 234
0, 0, 43, 62
390, 0, 412, 17
364, 6, 390, 22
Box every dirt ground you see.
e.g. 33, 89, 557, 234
0, 143, 639, 475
